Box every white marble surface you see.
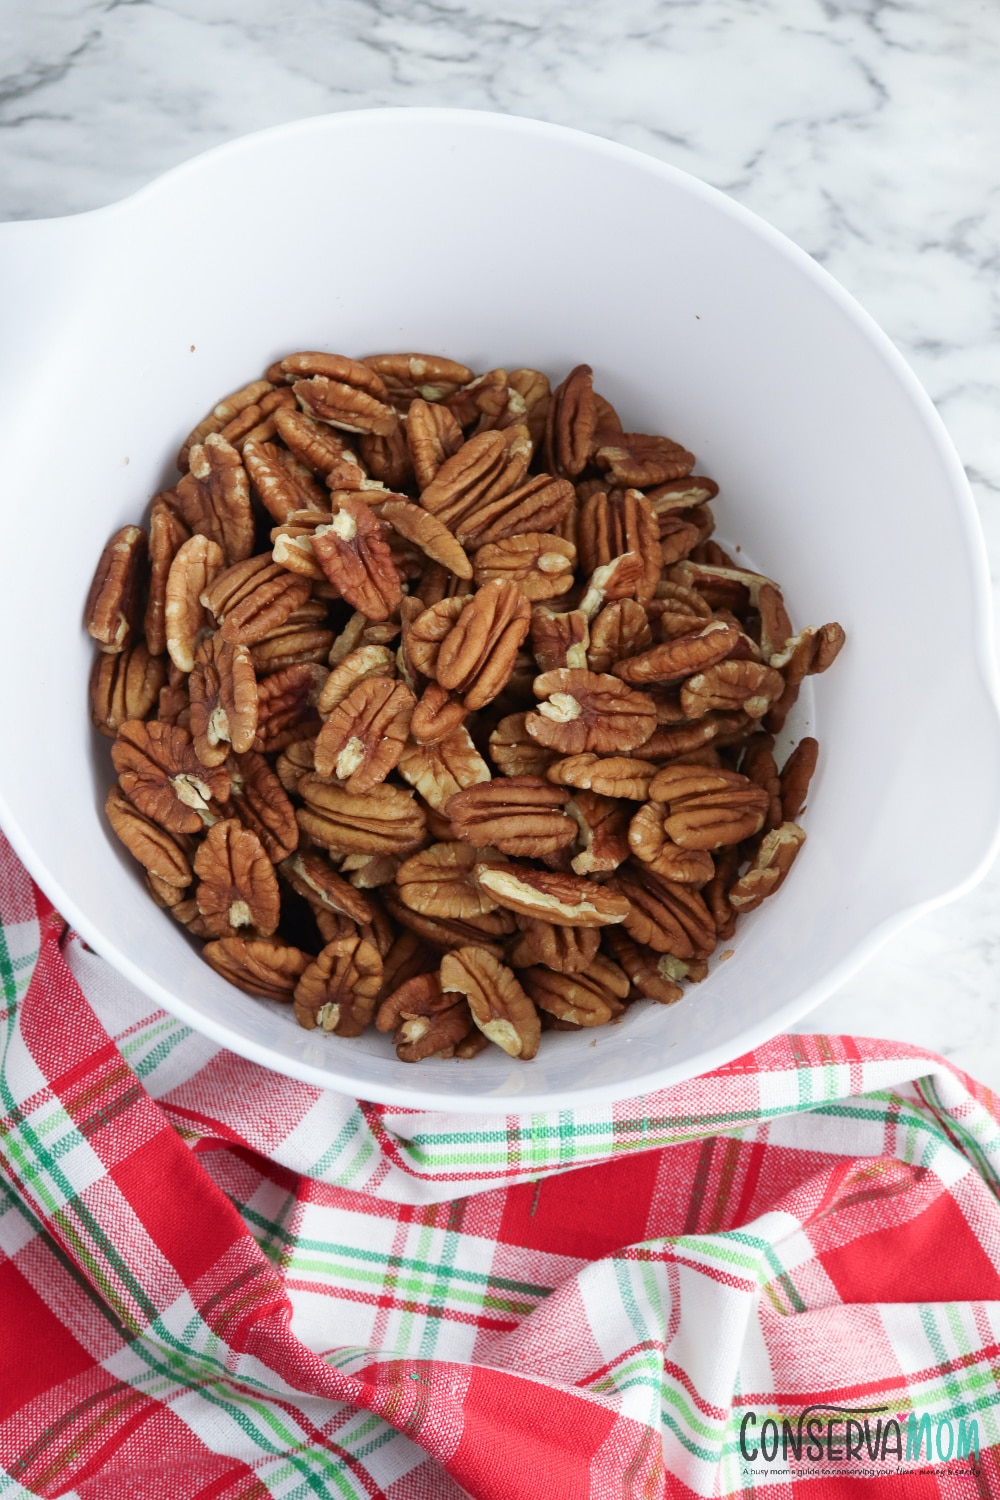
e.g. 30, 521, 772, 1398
3, 0, 999, 1084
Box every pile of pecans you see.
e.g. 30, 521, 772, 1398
86, 352, 845, 1063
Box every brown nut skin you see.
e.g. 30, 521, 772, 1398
440, 946, 541, 1060
647, 764, 769, 851
410, 683, 469, 746
780, 737, 819, 822
395, 841, 503, 921
578, 489, 660, 602
311, 497, 402, 622
165, 534, 226, 674
475, 862, 630, 928
281, 850, 374, 927
90, 641, 166, 738
104, 785, 192, 887
85, 525, 148, 653
592, 431, 695, 488
547, 753, 656, 801
472, 533, 576, 601
112, 719, 231, 835
313, 677, 415, 793
520, 956, 629, 1027
544, 364, 596, 479
175, 433, 255, 565
603, 928, 684, 1005
189, 635, 259, 767
434, 579, 532, 711
253, 662, 325, 754
446, 776, 577, 858
292, 373, 397, 437
530, 607, 590, 673
508, 918, 600, 974
204, 556, 313, 647
627, 802, 715, 884
608, 863, 716, 961
194, 819, 280, 939
419, 429, 523, 533
680, 659, 786, 721
564, 789, 631, 876
586, 599, 653, 675
728, 822, 807, 914
488, 714, 559, 780
203, 936, 310, 1002
458, 473, 575, 551
612, 620, 741, 687
145, 497, 190, 657
297, 775, 426, 856
526, 669, 656, 756
406, 397, 466, 488
380, 498, 472, 580
397, 728, 491, 812
293, 934, 384, 1037
224, 750, 299, 863
243, 438, 329, 522
383, 894, 514, 961
703, 844, 740, 941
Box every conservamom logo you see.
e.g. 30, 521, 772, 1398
738, 1403, 980, 1468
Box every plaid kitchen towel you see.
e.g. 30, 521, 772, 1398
1, 827, 998, 1500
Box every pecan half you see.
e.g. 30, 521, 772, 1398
310, 496, 402, 621
113, 719, 230, 834
740, 732, 783, 832
527, 668, 656, 754
507, 368, 551, 444
652, 582, 714, 639
380, 498, 472, 579
202, 936, 309, 1001
703, 844, 740, 940
292, 372, 397, 437
164, 534, 226, 673
275, 736, 316, 793
609, 864, 716, 959
175, 433, 254, 565
728, 822, 807, 913
419, 428, 533, 537
446, 776, 576, 857
243, 438, 328, 522
202, 556, 312, 647
397, 727, 491, 812
579, 489, 660, 601
627, 802, 715, 884
281, 850, 374, 926
293, 933, 384, 1036
406, 397, 465, 488
145, 497, 190, 657
457, 473, 575, 550
375, 972, 472, 1062
431, 580, 532, 710
488, 713, 558, 779
472, 533, 576, 600
410, 682, 468, 745
189, 635, 258, 766
593, 432, 695, 488
178, 379, 273, 470
224, 751, 298, 862
85, 525, 148, 653
396, 841, 504, 920
530, 607, 589, 673
586, 599, 653, 675
780, 737, 819, 822
194, 819, 280, 938
647, 764, 769, 850
90, 641, 166, 738
383, 895, 514, 959
521, 957, 629, 1027
440, 947, 540, 1059
612, 619, 740, 686
318, 644, 395, 716
364, 353, 473, 407
297, 775, 425, 855
250, 608, 334, 675
544, 364, 596, 478
547, 752, 655, 800
680, 659, 785, 720
104, 785, 192, 887
254, 662, 325, 753
563, 788, 631, 875
358, 426, 414, 490
274, 407, 351, 479
475, 863, 630, 927
508, 918, 600, 973
603, 928, 684, 1005
313, 677, 415, 792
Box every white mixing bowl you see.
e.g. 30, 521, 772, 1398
0, 109, 997, 1113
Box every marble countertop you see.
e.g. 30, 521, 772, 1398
3, 0, 998, 1085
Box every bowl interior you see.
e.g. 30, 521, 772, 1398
1, 110, 997, 1112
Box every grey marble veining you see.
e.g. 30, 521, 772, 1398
3, 0, 999, 1085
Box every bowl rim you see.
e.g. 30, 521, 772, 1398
2, 106, 999, 1113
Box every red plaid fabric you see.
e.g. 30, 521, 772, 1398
1, 826, 997, 1498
